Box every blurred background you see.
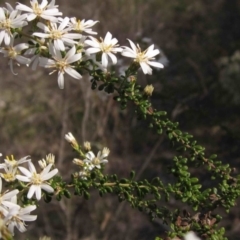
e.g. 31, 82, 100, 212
0, 0, 240, 239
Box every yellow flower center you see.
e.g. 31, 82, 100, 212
33, 3, 43, 16
2, 19, 11, 30
31, 172, 42, 185
8, 48, 17, 59
1, 173, 16, 182
92, 157, 100, 165
50, 30, 63, 40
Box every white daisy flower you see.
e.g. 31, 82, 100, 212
5, 204, 37, 234
0, 37, 30, 75
69, 17, 98, 35
122, 39, 164, 74
39, 44, 82, 89
0, 4, 28, 45
16, 0, 62, 22
0, 155, 31, 170
83, 147, 110, 169
16, 161, 58, 200
33, 17, 82, 51
0, 178, 19, 210
0, 165, 18, 182
85, 31, 123, 68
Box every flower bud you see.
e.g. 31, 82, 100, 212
84, 141, 91, 151
144, 84, 154, 96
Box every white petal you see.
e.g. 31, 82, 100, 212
40, 164, 52, 176
36, 22, 50, 32
40, 0, 48, 9
127, 39, 138, 53
65, 45, 76, 59
55, 39, 65, 51
18, 166, 31, 177
148, 61, 164, 69
16, 175, 30, 182
58, 17, 69, 31
41, 168, 58, 181
2, 189, 19, 200
41, 183, 54, 193
20, 215, 37, 222
104, 32, 112, 43
27, 13, 37, 22
140, 62, 152, 75
16, 4, 33, 12
20, 205, 36, 214
35, 186, 42, 200
86, 47, 100, 55
65, 67, 82, 79
108, 52, 117, 65
63, 33, 82, 39
57, 71, 64, 89
121, 49, 136, 58
66, 53, 82, 64
28, 162, 36, 173
27, 185, 36, 199
101, 53, 108, 67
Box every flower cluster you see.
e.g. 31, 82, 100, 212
65, 132, 109, 179
0, 153, 58, 236
0, 0, 164, 89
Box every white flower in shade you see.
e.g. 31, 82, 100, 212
65, 132, 76, 143
5, 204, 37, 234
0, 165, 18, 182
16, 162, 58, 200
33, 17, 82, 51
0, 155, 31, 169
0, 4, 28, 45
0, 178, 19, 210
78, 170, 89, 180
16, 0, 62, 22
69, 17, 98, 35
122, 39, 164, 75
0, 37, 30, 75
184, 232, 201, 240
85, 31, 122, 68
39, 44, 82, 89
83, 147, 110, 169
0, 154, 2, 157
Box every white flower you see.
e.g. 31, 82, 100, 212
16, 0, 62, 22
69, 17, 98, 35
0, 155, 31, 169
33, 17, 82, 51
39, 44, 82, 89
0, 37, 30, 75
5, 204, 37, 234
0, 178, 19, 210
83, 147, 110, 169
38, 159, 47, 169
45, 153, 55, 164
65, 132, 76, 143
16, 161, 58, 200
0, 165, 18, 182
38, 154, 55, 168
85, 31, 122, 68
0, 4, 28, 45
184, 231, 201, 240
78, 170, 89, 180
122, 39, 164, 74
24, 41, 47, 70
